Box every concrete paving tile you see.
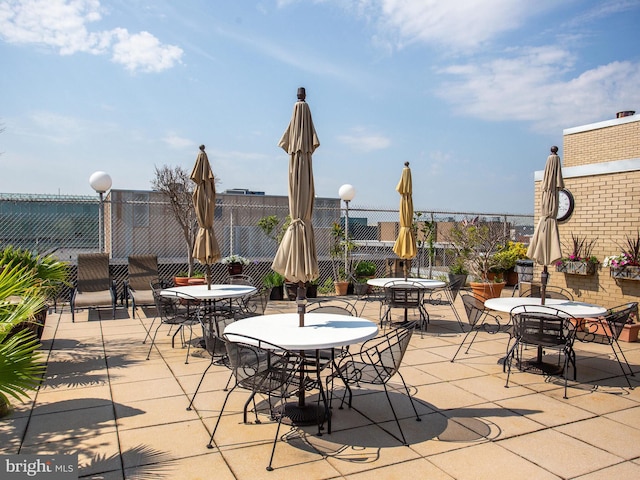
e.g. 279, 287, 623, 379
496, 392, 596, 428
556, 416, 640, 460
499, 428, 623, 479
543, 383, 639, 414
414, 380, 487, 410
575, 461, 640, 479
418, 358, 488, 382
429, 442, 560, 480
110, 377, 185, 404
450, 373, 531, 402
118, 419, 211, 468
107, 359, 174, 385
0, 415, 29, 454
604, 405, 640, 429
79, 469, 124, 479
114, 395, 199, 431
23, 405, 118, 446
342, 458, 455, 480
124, 451, 235, 480
31, 384, 113, 415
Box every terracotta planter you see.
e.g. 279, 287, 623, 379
574, 318, 640, 343
470, 282, 505, 301
174, 276, 190, 286
334, 281, 349, 296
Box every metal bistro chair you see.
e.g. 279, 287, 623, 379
233, 288, 270, 320
207, 334, 303, 472
517, 285, 574, 300
575, 302, 637, 389
452, 294, 512, 366
187, 310, 236, 411
147, 288, 201, 364
423, 275, 467, 330
505, 305, 577, 399
326, 322, 421, 445
380, 280, 429, 337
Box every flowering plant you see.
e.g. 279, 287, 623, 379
220, 254, 250, 265
555, 234, 598, 267
604, 230, 640, 268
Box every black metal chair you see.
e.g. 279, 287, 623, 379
206, 334, 303, 472
233, 288, 270, 320
452, 294, 512, 365
381, 280, 429, 336
505, 305, 577, 398
187, 310, 235, 410
517, 285, 574, 300
423, 275, 467, 330
146, 288, 201, 364
326, 322, 421, 445
575, 302, 637, 388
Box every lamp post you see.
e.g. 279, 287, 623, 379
89, 171, 112, 253
338, 184, 356, 278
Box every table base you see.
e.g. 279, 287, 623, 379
518, 360, 564, 375
282, 403, 327, 428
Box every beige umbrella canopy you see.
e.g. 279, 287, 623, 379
191, 145, 221, 289
392, 162, 417, 279
526, 146, 564, 303
272, 87, 319, 326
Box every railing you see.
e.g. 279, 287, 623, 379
0, 193, 533, 298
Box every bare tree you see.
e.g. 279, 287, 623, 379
151, 165, 198, 276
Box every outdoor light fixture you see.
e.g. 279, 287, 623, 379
89, 171, 112, 253
338, 184, 356, 276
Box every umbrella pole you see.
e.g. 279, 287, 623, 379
296, 281, 307, 408
540, 266, 549, 305
206, 265, 212, 290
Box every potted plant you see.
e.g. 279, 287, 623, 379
556, 234, 599, 275
220, 255, 250, 276
604, 230, 640, 280
174, 270, 190, 286
262, 270, 285, 300
448, 255, 469, 287
491, 241, 528, 285
448, 219, 508, 300
353, 260, 376, 295
330, 222, 352, 295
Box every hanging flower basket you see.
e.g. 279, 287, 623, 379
556, 260, 597, 275
610, 265, 640, 281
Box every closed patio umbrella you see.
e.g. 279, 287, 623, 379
526, 146, 564, 304
272, 87, 319, 326
191, 145, 221, 289
392, 162, 417, 280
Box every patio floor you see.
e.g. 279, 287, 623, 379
2, 289, 640, 479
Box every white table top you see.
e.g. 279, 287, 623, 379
160, 284, 256, 300
224, 313, 379, 350
484, 297, 607, 318
367, 277, 446, 289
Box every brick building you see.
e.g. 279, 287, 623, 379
537, 112, 640, 307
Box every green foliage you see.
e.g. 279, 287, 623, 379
257, 215, 291, 245
448, 220, 508, 282
262, 271, 284, 288
354, 260, 376, 278
491, 241, 528, 272
318, 277, 335, 294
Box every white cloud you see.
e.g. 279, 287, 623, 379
436, 46, 640, 132
337, 127, 391, 152
162, 133, 193, 149
0, 0, 182, 73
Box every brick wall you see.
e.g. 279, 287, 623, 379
532, 115, 640, 308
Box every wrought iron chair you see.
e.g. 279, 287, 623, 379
380, 280, 429, 336
125, 254, 159, 315
452, 294, 512, 366
575, 302, 637, 388
147, 288, 201, 364
517, 285, 574, 300
326, 322, 421, 445
232, 287, 270, 320
228, 274, 254, 286
70, 253, 117, 322
505, 305, 577, 398
423, 275, 467, 330
187, 310, 235, 410
206, 334, 303, 472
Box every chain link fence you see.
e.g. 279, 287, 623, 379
0, 192, 533, 300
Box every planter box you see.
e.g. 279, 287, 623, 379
572, 318, 640, 343
610, 265, 640, 280
556, 261, 597, 275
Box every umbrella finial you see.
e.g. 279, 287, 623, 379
199, 144, 205, 152
297, 87, 306, 101
404, 161, 410, 167
550, 145, 558, 154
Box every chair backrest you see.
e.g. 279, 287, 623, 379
201, 312, 234, 357
359, 323, 415, 384
152, 289, 200, 323
128, 255, 158, 291
448, 275, 467, 302
460, 293, 487, 327
512, 305, 576, 347
77, 253, 111, 292
234, 289, 269, 319
228, 274, 254, 286
384, 281, 423, 308
307, 298, 357, 316
519, 286, 574, 300
603, 302, 638, 341
222, 333, 301, 394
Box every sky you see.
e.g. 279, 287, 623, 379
1, 0, 639, 214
